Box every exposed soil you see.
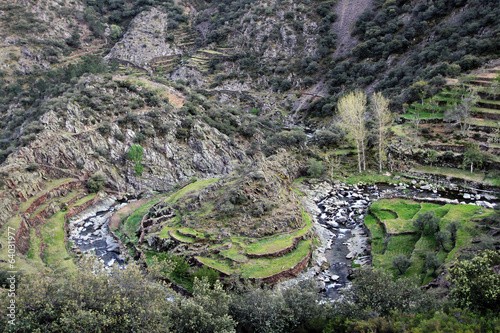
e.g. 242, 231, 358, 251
332, 0, 372, 57
109, 198, 150, 230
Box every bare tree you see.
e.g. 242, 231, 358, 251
371, 92, 393, 173
444, 88, 478, 137
338, 90, 367, 173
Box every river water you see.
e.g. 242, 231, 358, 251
311, 181, 499, 299
68, 199, 127, 267
67, 182, 498, 298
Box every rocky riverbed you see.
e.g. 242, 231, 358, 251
67, 196, 127, 267
292, 179, 499, 299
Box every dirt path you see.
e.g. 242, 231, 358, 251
109, 198, 151, 230
113, 75, 186, 108
332, 0, 372, 57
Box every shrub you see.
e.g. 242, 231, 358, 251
307, 158, 323, 178
86, 173, 106, 193
26, 164, 39, 172
193, 266, 219, 287
134, 132, 146, 143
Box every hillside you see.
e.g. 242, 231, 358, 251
0, 0, 499, 331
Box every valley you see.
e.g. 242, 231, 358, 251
0, 0, 499, 331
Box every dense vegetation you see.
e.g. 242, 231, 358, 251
1, 250, 499, 332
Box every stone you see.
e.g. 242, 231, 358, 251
463, 193, 471, 199
331, 275, 340, 281
327, 220, 339, 228
336, 216, 347, 224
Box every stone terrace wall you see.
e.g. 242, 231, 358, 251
15, 180, 85, 254
260, 250, 312, 284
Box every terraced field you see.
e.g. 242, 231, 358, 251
124, 177, 313, 283
365, 198, 495, 284
402, 65, 500, 129
0, 178, 97, 274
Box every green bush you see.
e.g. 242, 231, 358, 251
307, 158, 323, 178
86, 173, 106, 193
193, 266, 219, 286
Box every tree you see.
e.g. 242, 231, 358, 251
426, 215, 440, 236
424, 149, 438, 167
127, 144, 144, 176
435, 230, 450, 250
307, 158, 323, 178
425, 252, 441, 276
344, 268, 433, 316
413, 211, 440, 235
229, 279, 322, 332
446, 221, 460, 245
449, 250, 500, 314
407, 81, 429, 132
338, 90, 367, 173
444, 88, 479, 137
462, 143, 485, 174
0, 256, 175, 332
371, 92, 393, 173
392, 254, 412, 275
172, 278, 236, 333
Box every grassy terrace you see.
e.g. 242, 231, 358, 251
410, 166, 499, 185
165, 178, 219, 204
121, 197, 160, 244
365, 198, 494, 283
196, 238, 311, 279
38, 211, 75, 271
130, 178, 314, 280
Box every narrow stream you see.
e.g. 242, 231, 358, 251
67, 183, 499, 297
313, 182, 499, 299
68, 200, 128, 267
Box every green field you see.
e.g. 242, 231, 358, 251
196, 238, 311, 279
365, 198, 494, 282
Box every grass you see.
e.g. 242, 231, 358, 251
165, 178, 219, 204
364, 214, 385, 254
148, 178, 314, 282
219, 241, 248, 263
372, 234, 421, 275
366, 198, 495, 283
39, 211, 75, 271
73, 193, 98, 206
401, 110, 444, 120
122, 198, 160, 243
196, 239, 311, 278
29, 190, 80, 219
247, 234, 298, 255
343, 172, 410, 185
371, 199, 421, 222
0, 216, 41, 274
169, 230, 195, 243
386, 234, 421, 256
